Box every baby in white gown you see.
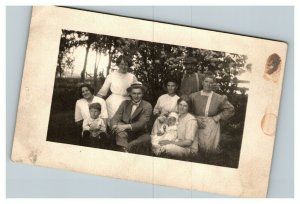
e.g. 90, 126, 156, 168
151, 112, 179, 155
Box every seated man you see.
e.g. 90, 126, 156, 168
110, 82, 153, 152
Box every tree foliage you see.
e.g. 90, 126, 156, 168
56, 30, 249, 99
55, 29, 250, 134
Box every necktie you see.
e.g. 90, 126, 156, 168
131, 102, 139, 116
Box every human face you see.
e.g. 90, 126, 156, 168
185, 63, 194, 74
178, 100, 189, 115
118, 59, 128, 73
166, 82, 177, 95
202, 77, 214, 92
81, 87, 93, 100
167, 117, 176, 126
89, 108, 100, 119
130, 88, 143, 103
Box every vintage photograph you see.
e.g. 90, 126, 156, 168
11, 6, 288, 197
46, 29, 250, 168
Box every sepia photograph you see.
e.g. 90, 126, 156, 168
10, 6, 288, 197
47, 29, 250, 168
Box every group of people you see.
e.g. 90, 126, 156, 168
74, 55, 235, 158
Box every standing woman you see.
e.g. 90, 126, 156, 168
189, 72, 235, 153
151, 78, 180, 135
96, 55, 138, 120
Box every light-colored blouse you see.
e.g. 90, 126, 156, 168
156, 113, 198, 157
75, 96, 108, 122
177, 113, 198, 142
153, 94, 179, 115
98, 72, 137, 97
97, 72, 138, 119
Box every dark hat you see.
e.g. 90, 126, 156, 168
126, 81, 147, 93
183, 56, 197, 64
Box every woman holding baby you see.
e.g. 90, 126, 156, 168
151, 93, 199, 157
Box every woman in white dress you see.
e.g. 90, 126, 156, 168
151, 78, 180, 135
96, 55, 137, 120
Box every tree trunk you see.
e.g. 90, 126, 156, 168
81, 43, 91, 82
59, 65, 62, 78
93, 51, 101, 87
106, 51, 112, 76
57, 53, 63, 78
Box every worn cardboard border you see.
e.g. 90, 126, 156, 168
11, 6, 288, 197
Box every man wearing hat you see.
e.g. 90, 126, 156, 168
110, 82, 153, 152
179, 56, 206, 96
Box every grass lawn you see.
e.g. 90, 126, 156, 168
47, 110, 82, 145
47, 110, 242, 168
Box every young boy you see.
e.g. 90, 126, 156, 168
82, 103, 108, 148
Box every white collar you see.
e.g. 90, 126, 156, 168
132, 100, 142, 106
200, 90, 213, 96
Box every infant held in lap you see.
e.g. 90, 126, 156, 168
151, 112, 179, 155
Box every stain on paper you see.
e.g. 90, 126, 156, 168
261, 113, 277, 136
263, 53, 282, 83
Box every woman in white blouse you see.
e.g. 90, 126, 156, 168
96, 55, 137, 120
75, 83, 108, 126
151, 78, 180, 135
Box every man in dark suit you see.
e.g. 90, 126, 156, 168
180, 56, 219, 96
110, 82, 153, 152
180, 56, 205, 96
